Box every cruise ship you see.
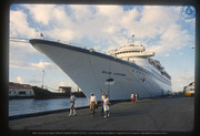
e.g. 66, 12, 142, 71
29, 37, 172, 102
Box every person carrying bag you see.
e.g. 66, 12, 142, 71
89, 93, 97, 116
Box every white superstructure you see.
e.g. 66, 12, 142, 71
30, 37, 171, 101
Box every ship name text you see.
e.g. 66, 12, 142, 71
102, 71, 126, 77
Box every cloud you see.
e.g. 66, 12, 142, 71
27, 79, 41, 85
68, 5, 97, 22
23, 4, 55, 25
16, 76, 24, 84
10, 61, 60, 71
171, 72, 194, 91
10, 4, 195, 61
45, 28, 75, 41
165, 53, 169, 57
138, 6, 181, 38
9, 42, 38, 61
9, 4, 195, 92
179, 52, 184, 56
10, 10, 37, 38
19, 5, 136, 47
30, 61, 60, 70
143, 7, 192, 55
16, 5, 194, 56
148, 24, 191, 56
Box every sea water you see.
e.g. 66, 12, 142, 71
9, 97, 89, 116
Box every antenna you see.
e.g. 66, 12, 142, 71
132, 34, 135, 42
128, 34, 135, 46
41, 70, 45, 88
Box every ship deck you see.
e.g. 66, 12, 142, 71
8, 96, 195, 135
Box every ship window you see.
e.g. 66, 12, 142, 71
19, 91, 26, 95
116, 50, 145, 54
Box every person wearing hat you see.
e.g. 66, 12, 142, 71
89, 93, 97, 115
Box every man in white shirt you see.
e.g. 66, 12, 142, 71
69, 93, 76, 116
89, 93, 97, 115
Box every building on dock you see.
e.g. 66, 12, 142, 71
9, 82, 35, 98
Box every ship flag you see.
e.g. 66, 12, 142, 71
40, 33, 44, 39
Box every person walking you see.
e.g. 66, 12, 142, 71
131, 93, 134, 102
69, 93, 77, 116
101, 92, 105, 115
89, 93, 97, 115
103, 94, 110, 118
135, 93, 139, 102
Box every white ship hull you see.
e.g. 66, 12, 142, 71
30, 39, 172, 101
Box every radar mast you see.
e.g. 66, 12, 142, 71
128, 34, 135, 46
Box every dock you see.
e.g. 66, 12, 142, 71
9, 96, 194, 134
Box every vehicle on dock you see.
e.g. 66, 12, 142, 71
183, 82, 195, 96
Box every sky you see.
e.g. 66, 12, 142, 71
9, 4, 196, 92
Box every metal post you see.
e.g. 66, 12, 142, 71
41, 70, 45, 88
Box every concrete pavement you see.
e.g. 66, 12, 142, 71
9, 96, 194, 133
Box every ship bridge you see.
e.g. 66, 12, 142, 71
110, 41, 155, 61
